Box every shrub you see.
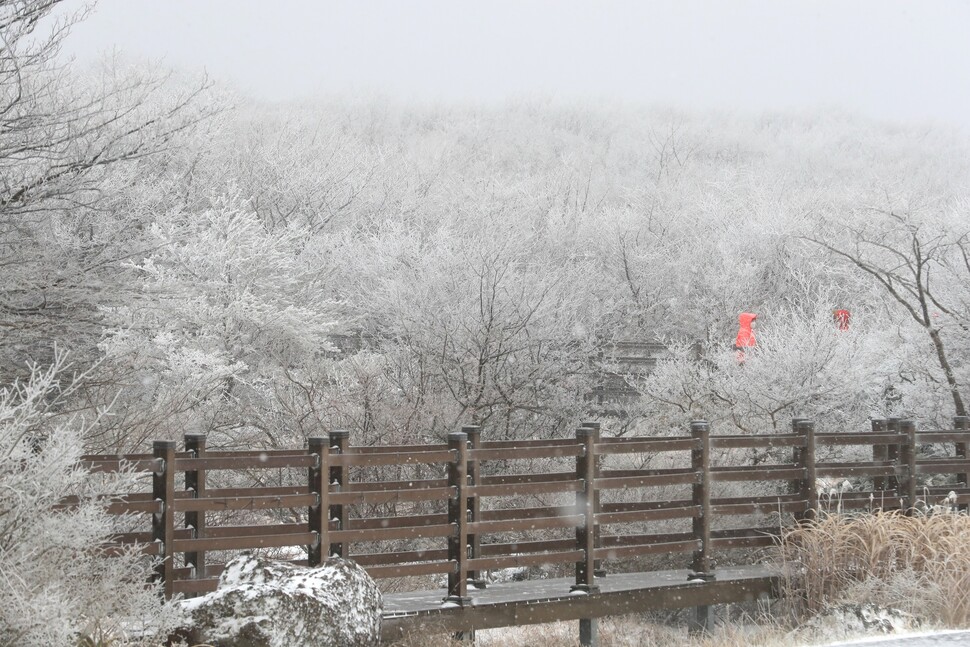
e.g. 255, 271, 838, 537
779, 510, 970, 627
0, 356, 181, 646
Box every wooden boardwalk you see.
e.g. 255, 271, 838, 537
381, 565, 780, 642
78, 416, 969, 644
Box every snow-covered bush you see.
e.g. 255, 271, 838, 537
0, 355, 180, 646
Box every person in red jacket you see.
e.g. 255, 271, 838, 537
735, 312, 757, 362
833, 309, 850, 331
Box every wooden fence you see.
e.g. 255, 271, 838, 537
80, 417, 970, 601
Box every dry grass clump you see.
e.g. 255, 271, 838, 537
779, 510, 970, 627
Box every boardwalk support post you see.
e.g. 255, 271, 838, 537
183, 433, 206, 590
572, 424, 600, 647
900, 419, 918, 514
152, 440, 176, 600
446, 431, 471, 608
688, 420, 714, 635
795, 420, 816, 522
329, 430, 350, 558
308, 436, 330, 566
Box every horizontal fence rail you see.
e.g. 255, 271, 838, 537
79, 416, 970, 600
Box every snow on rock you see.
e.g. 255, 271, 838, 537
789, 604, 923, 644
484, 565, 555, 584
487, 566, 531, 583
182, 553, 382, 647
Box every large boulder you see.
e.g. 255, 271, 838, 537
182, 554, 382, 647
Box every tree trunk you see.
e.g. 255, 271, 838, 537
928, 327, 967, 417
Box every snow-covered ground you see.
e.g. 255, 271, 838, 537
822, 630, 970, 646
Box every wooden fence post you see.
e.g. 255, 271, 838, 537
308, 436, 330, 567
572, 425, 599, 594
900, 419, 918, 514
688, 420, 714, 635
152, 440, 176, 599
790, 418, 807, 514
581, 421, 605, 578
183, 433, 206, 587
446, 431, 470, 606
870, 419, 888, 493
886, 418, 901, 504
463, 425, 484, 588
689, 420, 713, 578
572, 425, 600, 647
329, 430, 350, 559
795, 420, 816, 522
955, 416, 969, 512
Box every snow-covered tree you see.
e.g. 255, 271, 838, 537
0, 0, 216, 383
0, 354, 180, 646
805, 195, 970, 419
320, 212, 612, 442
95, 194, 343, 449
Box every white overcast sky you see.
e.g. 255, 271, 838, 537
56, 0, 970, 130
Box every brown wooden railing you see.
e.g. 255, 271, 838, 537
80, 416, 970, 599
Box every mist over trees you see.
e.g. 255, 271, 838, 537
5, 5, 970, 452
0, 3, 970, 451
11, 80, 970, 451
36, 97, 970, 450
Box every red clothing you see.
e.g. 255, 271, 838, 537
735, 313, 757, 348
834, 309, 850, 331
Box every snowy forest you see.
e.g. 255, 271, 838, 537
5, 1, 970, 645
